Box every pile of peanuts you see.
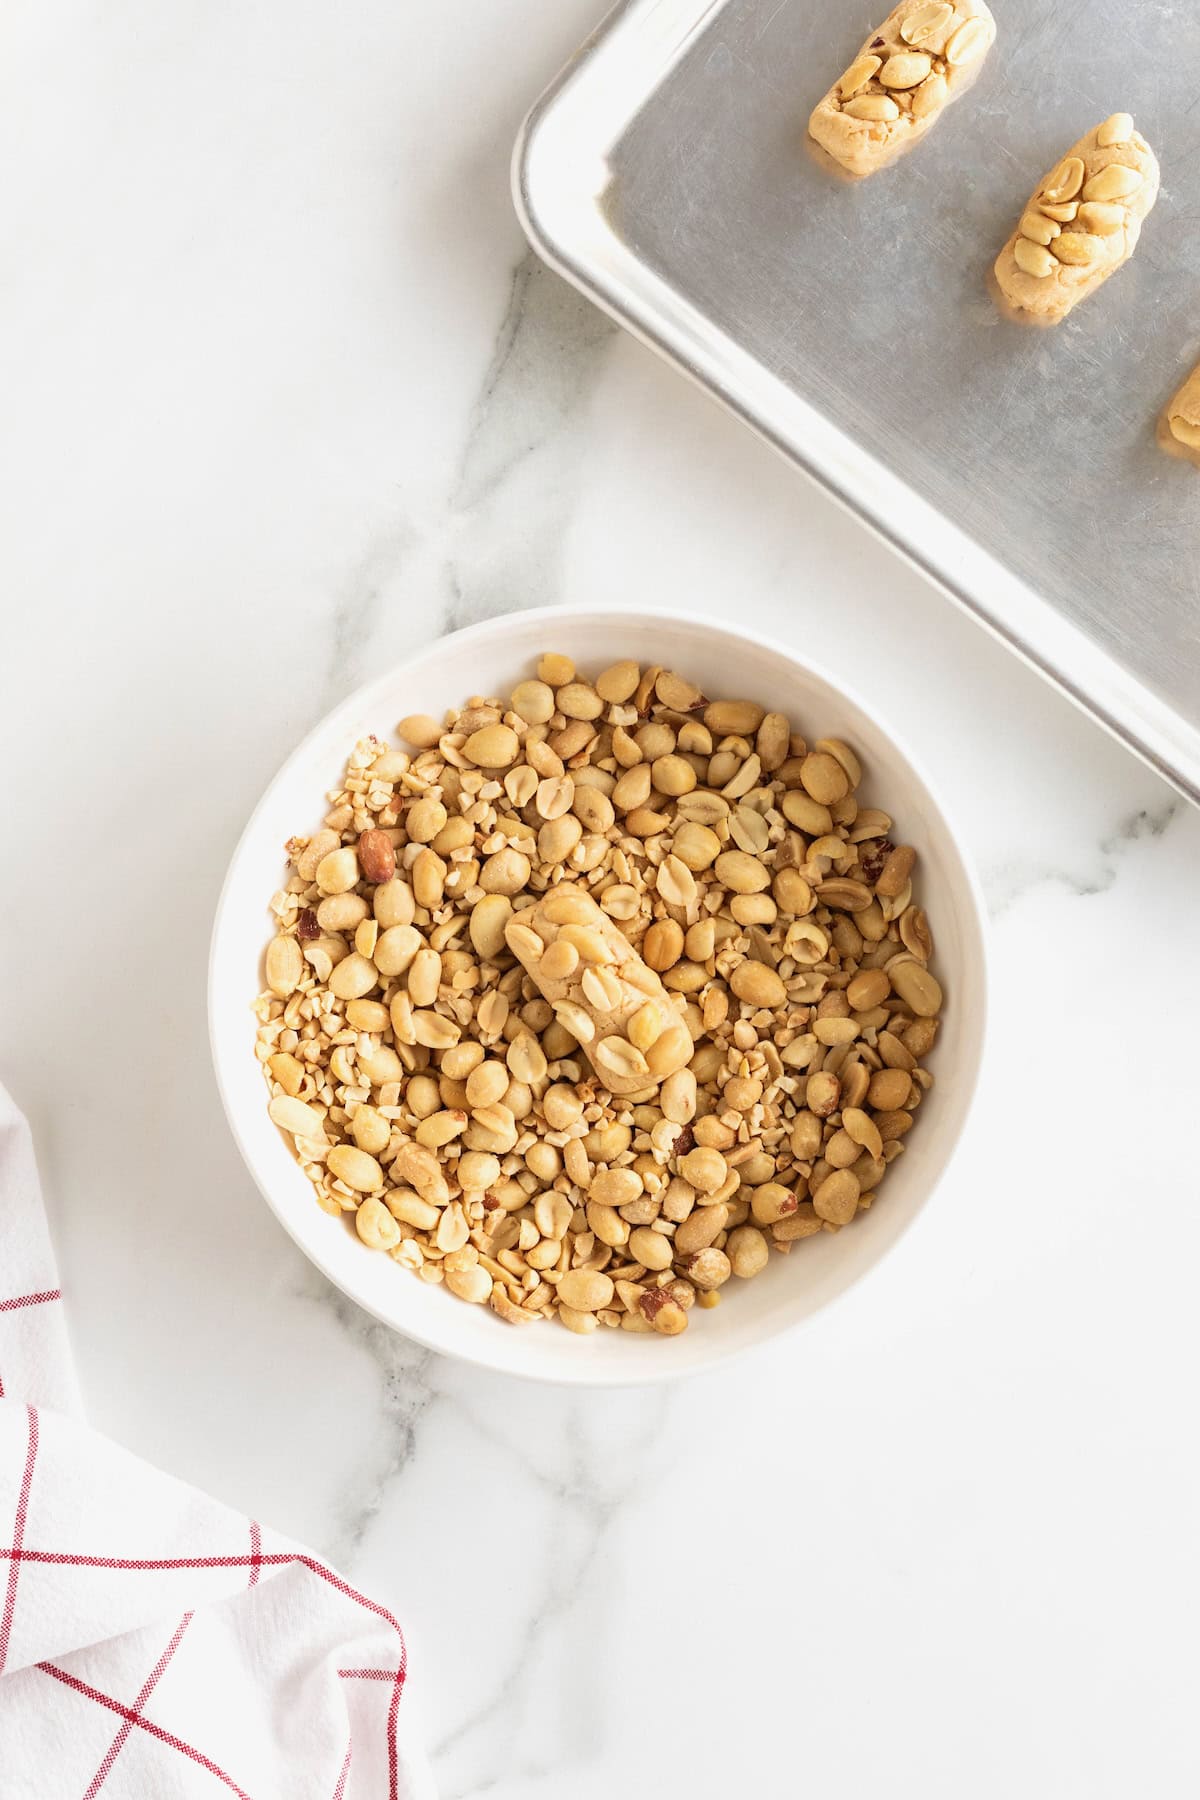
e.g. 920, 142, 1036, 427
254, 654, 944, 1340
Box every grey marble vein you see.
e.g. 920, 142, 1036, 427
444, 251, 615, 628
323, 513, 421, 704
984, 797, 1181, 917
433, 1387, 672, 1797
300, 1277, 444, 1567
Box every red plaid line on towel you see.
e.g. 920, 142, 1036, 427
39, 1659, 254, 1800
0, 1404, 38, 1673
0, 1083, 433, 1798
76, 1610, 195, 1797
0, 1289, 61, 1314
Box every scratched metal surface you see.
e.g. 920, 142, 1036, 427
545, 0, 1200, 778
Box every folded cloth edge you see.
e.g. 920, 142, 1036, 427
0, 1081, 436, 1799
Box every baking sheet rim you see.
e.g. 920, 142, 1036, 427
512, 0, 1200, 806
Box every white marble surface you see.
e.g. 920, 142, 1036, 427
4, 3, 1200, 1795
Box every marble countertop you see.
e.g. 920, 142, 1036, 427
5, 2, 1199, 1794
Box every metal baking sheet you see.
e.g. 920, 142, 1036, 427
514, 0, 1200, 801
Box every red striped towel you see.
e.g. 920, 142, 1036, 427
0, 1087, 434, 1799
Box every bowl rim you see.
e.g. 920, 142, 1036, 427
208, 603, 990, 1387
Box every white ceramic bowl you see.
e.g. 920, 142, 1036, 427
210, 608, 987, 1385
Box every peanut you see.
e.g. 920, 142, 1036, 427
358, 829, 396, 885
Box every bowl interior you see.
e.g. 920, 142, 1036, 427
210, 608, 987, 1384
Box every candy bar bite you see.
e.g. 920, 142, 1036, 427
993, 114, 1159, 324
808, 0, 996, 179
1159, 359, 1200, 466
504, 884, 693, 1097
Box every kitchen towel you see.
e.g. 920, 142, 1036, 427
0, 1084, 435, 1799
